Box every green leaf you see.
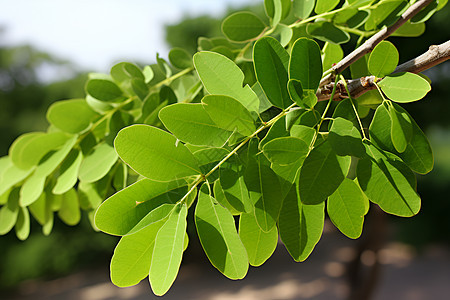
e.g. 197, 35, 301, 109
218, 159, 253, 214
298, 140, 351, 204
287, 80, 318, 108
293, 0, 315, 19
28, 193, 48, 225
262, 137, 309, 165
195, 184, 249, 279
322, 42, 343, 72
327, 178, 365, 239
279, 185, 324, 261
56, 188, 81, 226
365, 0, 408, 31
9, 132, 70, 170
369, 104, 433, 174
265, 0, 292, 26
244, 156, 283, 232
95, 179, 187, 235
114, 125, 201, 181
357, 144, 421, 216
411, 0, 438, 23
368, 41, 399, 78
86, 79, 126, 103
149, 203, 187, 296
260, 116, 288, 149
53, 149, 83, 194
111, 62, 145, 85
388, 103, 412, 153
379, 72, 431, 103
0, 160, 30, 196
202, 95, 256, 136
194, 51, 259, 113
159, 103, 232, 147
328, 117, 365, 158
168, 47, 193, 69
392, 21, 425, 37
253, 37, 291, 109
270, 24, 293, 47
290, 125, 316, 146
307, 22, 350, 44
0, 188, 20, 235
47, 99, 98, 134
126, 204, 175, 236
289, 38, 322, 92
222, 12, 266, 42
15, 206, 30, 240
110, 215, 167, 287
334, 8, 369, 28
78, 142, 118, 183
315, 0, 339, 14
239, 211, 278, 266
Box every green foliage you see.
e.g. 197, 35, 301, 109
0, 0, 443, 296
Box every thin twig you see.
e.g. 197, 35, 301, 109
320, 0, 435, 87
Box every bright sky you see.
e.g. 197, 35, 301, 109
0, 0, 259, 74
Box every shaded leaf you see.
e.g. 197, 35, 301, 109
307, 22, 350, 44
289, 38, 322, 92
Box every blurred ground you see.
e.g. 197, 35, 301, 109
4, 222, 450, 300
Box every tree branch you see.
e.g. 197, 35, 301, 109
319, 0, 435, 87
317, 40, 450, 101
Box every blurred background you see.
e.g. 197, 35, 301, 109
0, 0, 449, 299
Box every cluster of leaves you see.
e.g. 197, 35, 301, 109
0, 0, 445, 296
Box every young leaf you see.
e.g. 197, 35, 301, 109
298, 140, 351, 205
0, 188, 20, 235
95, 179, 187, 235
378, 72, 431, 103
222, 12, 266, 42
388, 103, 412, 153
47, 99, 98, 134
357, 144, 421, 217
159, 103, 232, 147
202, 95, 256, 136
327, 178, 365, 239
114, 125, 201, 181
293, 0, 315, 19
57, 188, 81, 226
194, 51, 259, 113
53, 149, 83, 194
368, 41, 399, 78
195, 184, 249, 279
9, 132, 70, 170
262, 136, 309, 165
239, 211, 278, 267
289, 38, 322, 92
279, 185, 324, 262
253, 36, 291, 109
149, 203, 187, 296
244, 156, 283, 232
15, 206, 30, 240
78, 142, 118, 183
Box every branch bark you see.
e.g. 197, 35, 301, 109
317, 39, 450, 102
319, 0, 435, 87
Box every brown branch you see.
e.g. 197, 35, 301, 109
317, 39, 450, 101
320, 0, 435, 87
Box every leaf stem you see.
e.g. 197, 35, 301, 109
152, 67, 194, 90
339, 75, 368, 141
289, 7, 348, 28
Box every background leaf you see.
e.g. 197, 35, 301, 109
293, 0, 315, 19
222, 12, 266, 42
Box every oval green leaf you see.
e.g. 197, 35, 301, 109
114, 125, 201, 181
379, 72, 431, 103
47, 99, 98, 134
78, 142, 118, 183
306, 22, 350, 44
289, 38, 323, 92
368, 41, 399, 78
222, 12, 266, 42
262, 136, 309, 165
